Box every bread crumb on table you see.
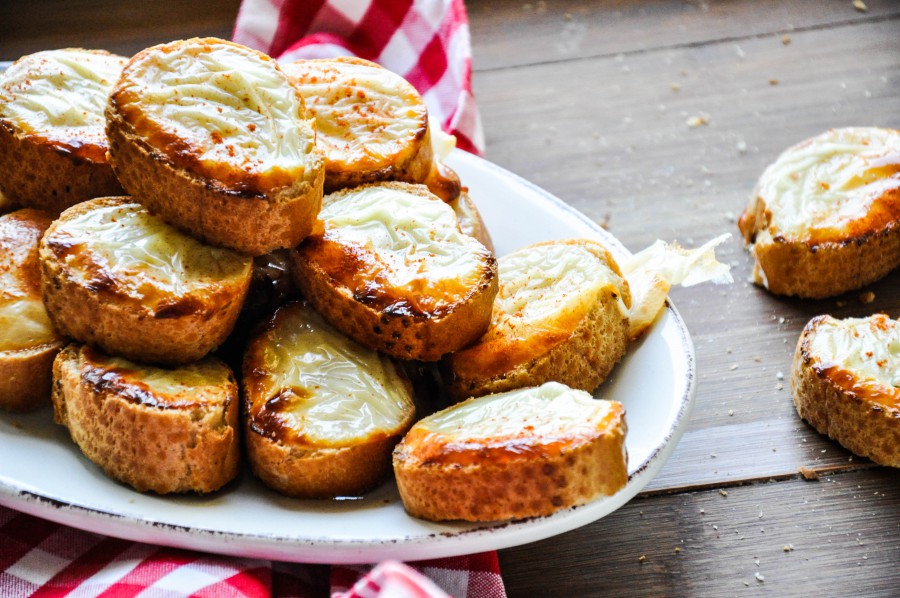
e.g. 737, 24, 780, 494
853, 0, 868, 12
798, 466, 819, 481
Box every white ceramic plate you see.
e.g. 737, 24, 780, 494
0, 150, 695, 564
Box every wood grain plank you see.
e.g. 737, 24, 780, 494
472, 16, 900, 490
0, 0, 240, 60
468, 0, 900, 70
500, 468, 900, 597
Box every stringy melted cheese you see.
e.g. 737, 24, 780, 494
0, 49, 126, 160
419, 382, 618, 440
811, 315, 900, 388
320, 185, 491, 313
0, 212, 59, 352
284, 60, 426, 171
249, 303, 414, 446
49, 201, 250, 303
114, 39, 317, 194
492, 242, 627, 336
756, 127, 900, 239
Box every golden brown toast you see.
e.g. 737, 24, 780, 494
106, 38, 324, 255
292, 182, 497, 361
791, 314, 899, 467
444, 239, 630, 401
40, 197, 252, 366
0, 209, 65, 411
393, 381, 628, 522
243, 302, 416, 498
0, 49, 126, 215
52, 343, 240, 493
739, 127, 900, 298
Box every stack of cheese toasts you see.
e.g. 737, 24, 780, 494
0, 38, 726, 521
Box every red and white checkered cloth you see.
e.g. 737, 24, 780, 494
0, 505, 507, 597
232, 0, 484, 155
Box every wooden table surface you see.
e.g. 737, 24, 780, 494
2, 0, 898, 596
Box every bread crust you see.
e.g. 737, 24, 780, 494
243, 302, 416, 498
293, 182, 498, 362
445, 239, 630, 401
40, 197, 252, 366
393, 384, 628, 522
791, 315, 900, 467
449, 190, 494, 253
106, 38, 325, 256
0, 209, 64, 411
0, 123, 124, 216
52, 344, 240, 494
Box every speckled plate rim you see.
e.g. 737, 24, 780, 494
0, 148, 696, 564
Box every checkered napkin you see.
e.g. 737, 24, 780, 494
0, 505, 507, 597
232, 0, 484, 155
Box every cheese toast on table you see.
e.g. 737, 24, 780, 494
393, 381, 628, 522
106, 38, 324, 255
791, 314, 899, 467
293, 182, 497, 362
243, 302, 416, 498
445, 239, 630, 400
739, 127, 900, 298
40, 197, 252, 366
0, 49, 127, 215
0, 210, 65, 411
53, 343, 240, 494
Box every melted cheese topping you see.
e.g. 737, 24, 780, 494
420, 382, 618, 439
0, 212, 59, 351
81, 347, 232, 406
318, 185, 491, 314
248, 303, 414, 446
493, 242, 627, 335
811, 315, 900, 388
0, 49, 125, 161
284, 59, 426, 171
113, 39, 317, 195
47, 200, 251, 305
756, 127, 900, 240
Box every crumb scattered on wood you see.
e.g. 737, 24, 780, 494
639, 555, 646, 563
671, 82, 682, 92
859, 291, 875, 304
853, 0, 868, 12
769, 79, 779, 85
799, 466, 819, 481
782, 34, 791, 45
686, 114, 710, 128
784, 544, 794, 552
719, 489, 729, 497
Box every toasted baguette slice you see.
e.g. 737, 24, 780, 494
293, 182, 497, 361
0, 210, 65, 411
449, 190, 494, 253
52, 344, 239, 493
243, 302, 416, 498
791, 314, 899, 467
393, 381, 628, 522
444, 239, 630, 401
0, 49, 126, 215
739, 127, 900, 298
107, 38, 324, 255
40, 197, 252, 365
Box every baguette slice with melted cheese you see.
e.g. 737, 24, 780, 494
739, 127, 900, 298
393, 381, 628, 522
791, 314, 899, 467
106, 38, 324, 255
444, 239, 630, 401
0, 210, 65, 411
52, 343, 240, 493
0, 49, 126, 215
282, 58, 443, 192
40, 197, 252, 365
243, 302, 416, 498
293, 182, 497, 361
